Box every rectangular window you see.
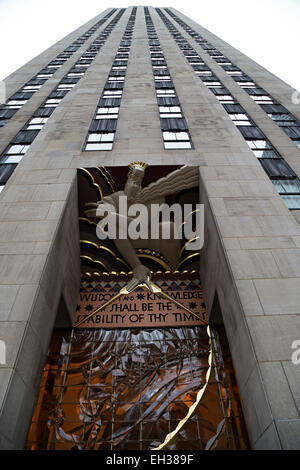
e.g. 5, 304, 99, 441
281, 195, 300, 210
236, 82, 256, 88
108, 77, 125, 82
268, 114, 300, 127
44, 99, 62, 107
26, 117, 48, 130
85, 132, 115, 151
6, 144, 30, 155
205, 82, 222, 87
163, 131, 192, 149
250, 95, 274, 104
246, 140, 272, 150
0, 163, 18, 184
253, 149, 279, 159
0, 154, 24, 164
272, 179, 300, 193
154, 76, 171, 80
22, 85, 43, 92
37, 74, 53, 79
67, 73, 85, 78
216, 95, 235, 103
95, 107, 119, 119
58, 84, 76, 90
260, 159, 296, 178
6, 100, 27, 109
196, 71, 212, 76
229, 114, 252, 126
156, 89, 176, 97
103, 90, 122, 97
159, 106, 182, 118
226, 71, 243, 76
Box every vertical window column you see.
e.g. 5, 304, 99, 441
0, 10, 126, 192
0, 9, 118, 128
156, 8, 300, 210
84, 7, 137, 151
163, 8, 300, 151
144, 7, 193, 150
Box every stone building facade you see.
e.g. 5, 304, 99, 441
0, 6, 300, 450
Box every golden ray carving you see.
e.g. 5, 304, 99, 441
179, 236, 200, 258
154, 325, 212, 450
96, 167, 116, 193
176, 252, 200, 270
80, 240, 130, 269
80, 255, 109, 272
79, 168, 103, 200
136, 248, 173, 271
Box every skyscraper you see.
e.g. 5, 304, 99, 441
0, 6, 299, 451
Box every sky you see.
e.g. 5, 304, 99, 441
0, 0, 299, 92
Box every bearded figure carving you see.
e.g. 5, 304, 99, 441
86, 163, 199, 283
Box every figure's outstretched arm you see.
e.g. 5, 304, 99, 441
136, 166, 199, 203
113, 238, 151, 282
85, 201, 152, 283
85, 195, 116, 217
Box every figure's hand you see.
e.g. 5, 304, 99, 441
132, 265, 153, 291
85, 207, 98, 217
132, 265, 151, 281
85, 198, 114, 218
85, 202, 102, 218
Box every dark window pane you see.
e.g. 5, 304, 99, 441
260, 159, 296, 178
0, 108, 16, 119
238, 126, 265, 139
160, 117, 188, 131
105, 82, 124, 90
155, 81, 174, 88
99, 98, 121, 107
0, 163, 18, 184
90, 119, 117, 132
49, 90, 69, 99
272, 179, 300, 193
281, 127, 300, 138
253, 149, 279, 159
281, 195, 300, 209
260, 104, 289, 113
223, 104, 245, 114
157, 97, 179, 106
12, 130, 40, 144
34, 107, 55, 117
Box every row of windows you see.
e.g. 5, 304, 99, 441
144, 7, 192, 150
0, 9, 118, 129
157, 8, 300, 209
84, 7, 137, 152
163, 8, 300, 151
0, 9, 126, 192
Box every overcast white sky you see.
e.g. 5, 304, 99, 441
0, 0, 299, 92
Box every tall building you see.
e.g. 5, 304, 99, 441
0, 6, 300, 451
